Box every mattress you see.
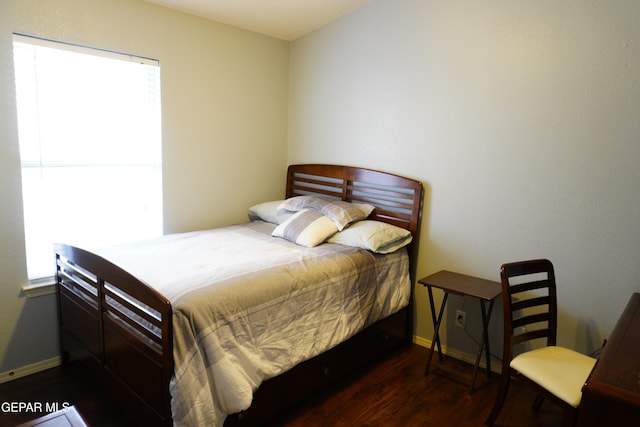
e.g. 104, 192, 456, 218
93, 220, 411, 426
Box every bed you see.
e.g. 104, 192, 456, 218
55, 164, 423, 426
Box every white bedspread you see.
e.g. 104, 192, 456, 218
94, 221, 410, 427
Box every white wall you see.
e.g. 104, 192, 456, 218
0, 0, 289, 374
289, 0, 640, 358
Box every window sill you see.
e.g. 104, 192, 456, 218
22, 277, 56, 298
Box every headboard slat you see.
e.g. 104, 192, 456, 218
286, 164, 424, 282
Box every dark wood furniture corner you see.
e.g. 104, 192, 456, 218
418, 270, 502, 392
579, 292, 640, 426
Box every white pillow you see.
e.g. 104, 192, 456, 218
272, 209, 339, 247
248, 200, 294, 224
327, 220, 412, 254
278, 196, 375, 230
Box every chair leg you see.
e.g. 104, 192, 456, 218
486, 373, 511, 426
562, 406, 578, 427
532, 394, 544, 411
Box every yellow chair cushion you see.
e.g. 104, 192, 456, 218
510, 346, 597, 407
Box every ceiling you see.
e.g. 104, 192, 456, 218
145, 0, 372, 41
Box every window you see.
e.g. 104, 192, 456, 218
13, 34, 163, 287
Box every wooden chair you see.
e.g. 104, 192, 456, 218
485, 259, 596, 427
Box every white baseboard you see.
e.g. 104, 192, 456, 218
413, 335, 499, 373
0, 356, 61, 384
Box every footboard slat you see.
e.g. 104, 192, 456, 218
103, 283, 163, 347
105, 282, 162, 323
57, 256, 99, 309
104, 311, 163, 356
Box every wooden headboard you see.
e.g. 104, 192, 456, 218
286, 164, 424, 280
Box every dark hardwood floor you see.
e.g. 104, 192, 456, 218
0, 344, 564, 427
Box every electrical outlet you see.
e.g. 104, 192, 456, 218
455, 309, 466, 328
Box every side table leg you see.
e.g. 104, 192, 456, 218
470, 299, 494, 392
483, 300, 495, 376
425, 289, 448, 376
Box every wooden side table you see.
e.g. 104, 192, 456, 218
418, 270, 502, 392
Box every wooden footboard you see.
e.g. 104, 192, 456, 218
55, 164, 423, 426
55, 244, 173, 426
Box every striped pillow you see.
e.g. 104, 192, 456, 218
279, 196, 375, 230
272, 209, 339, 247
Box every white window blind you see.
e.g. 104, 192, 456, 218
13, 34, 163, 282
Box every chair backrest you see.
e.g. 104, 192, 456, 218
500, 259, 558, 363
